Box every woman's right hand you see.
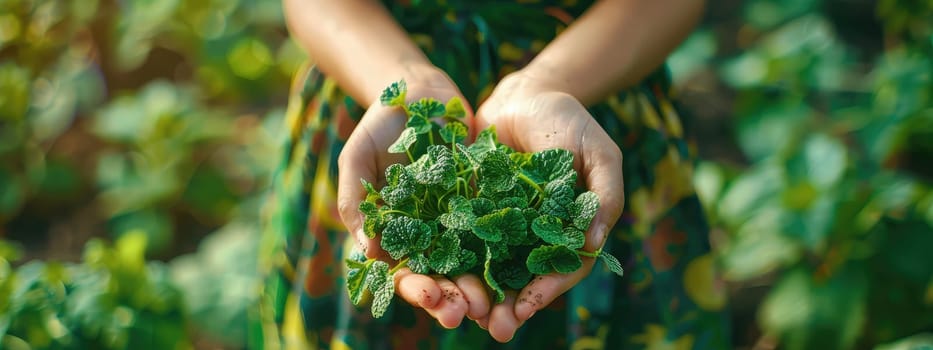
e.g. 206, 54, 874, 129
336, 64, 492, 329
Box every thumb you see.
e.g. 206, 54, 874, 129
579, 120, 625, 253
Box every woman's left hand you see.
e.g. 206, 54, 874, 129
466, 72, 626, 342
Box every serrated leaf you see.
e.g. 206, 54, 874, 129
388, 127, 418, 153
526, 245, 582, 275
473, 208, 524, 243
347, 263, 369, 305
445, 97, 466, 119
523, 149, 576, 184
381, 216, 433, 260
530, 215, 584, 249
429, 230, 461, 274
484, 246, 505, 303
497, 197, 525, 209
493, 263, 533, 290
561, 227, 586, 250
380, 164, 418, 207
408, 145, 457, 189
571, 191, 599, 230
359, 201, 383, 238
361, 178, 381, 203
408, 253, 430, 274
440, 121, 468, 144
478, 149, 516, 193
449, 249, 479, 275
408, 98, 446, 119
468, 126, 498, 161
540, 180, 575, 220
470, 198, 496, 216
598, 250, 624, 277
439, 196, 476, 230
406, 114, 433, 134
367, 260, 394, 318
380, 80, 407, 107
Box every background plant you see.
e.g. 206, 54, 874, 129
0, 0, 930, 349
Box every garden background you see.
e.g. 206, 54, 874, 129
1, 0, 931, 349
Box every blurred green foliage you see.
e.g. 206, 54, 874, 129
0, 0, 930, 349
674, 0, 933, 348
0, 233, 189, 349
1, 0, 293, 347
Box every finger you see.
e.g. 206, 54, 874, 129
336, 105, 406, 258
475, 315, 489, 330
578, 119, 625, 252
512, 260, 594, 322
425, 277, 470, 329
394, 268, 442, 309
453, 274, 491, 321
487, 291, 520, 343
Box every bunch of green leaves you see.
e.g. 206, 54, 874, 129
0, 233, 190, 350
346, 81, 623, 318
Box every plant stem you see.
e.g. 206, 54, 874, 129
517, 173, 544, 196
389, 258, 410, 275
576, 248, 602, 258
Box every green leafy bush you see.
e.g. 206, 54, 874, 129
0, 233, 189, 350
674, 0, 933, 348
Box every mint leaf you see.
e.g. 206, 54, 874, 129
468, 126, 498, 161
486, 239, 511, 262
484, 246, 505, 303
497, 197, 525, 209
523, 149, 576, 184
347, 264, 368, 305
408, 252, 430, 274
531, 214, 563, 242
472, 208, 524, 243
526, 245, 582, 275
380, 80, 407, 107
408, 145, 456, 189
540, 180, 575, 220
440, 121, 468, 144
571, 191, 599, 230
429, 230, 461, 274
598, 250, 624, 277
472, 212, 504, 242
381, 216, 433, 260
470, 198, 496, 216
406, 113, 433, 134
388, 127, 419, 153
380, 164, 418, 207
367, 260, 394, 318
530, 215, 584, 249
408, 98, 446, 119
449, 248, 479, 275
522, 207, 540, 222
346, 249, 369, 305
359, 201, 384, 238
361, 179, 381, 203
439, 196, 476, 230
445, 97, 466, 119
493, 262, 533, 290
561, 227, 586, 250
478, 149, 516, 193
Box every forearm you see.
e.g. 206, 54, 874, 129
510, 0, 705, 105
283, 0, 446, 104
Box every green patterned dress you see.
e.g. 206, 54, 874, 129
254, 1, 732, 349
